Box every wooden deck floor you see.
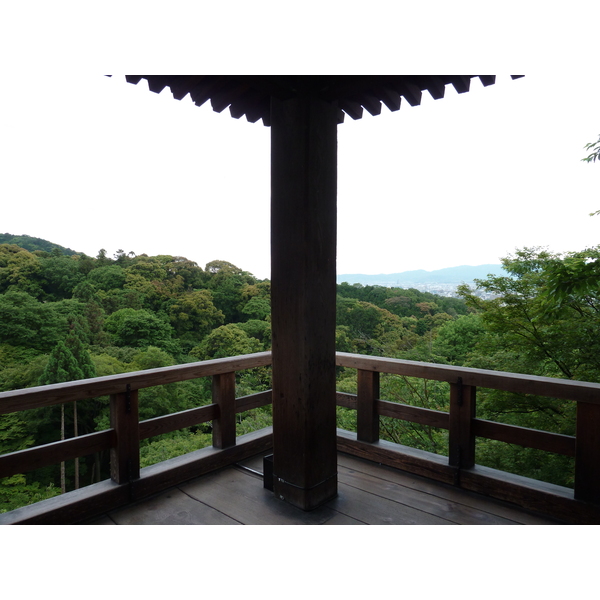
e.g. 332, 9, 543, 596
84, 452, 561, 525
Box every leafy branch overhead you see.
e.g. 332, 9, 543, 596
583, 134, 600, 216
582, 134, 600, 164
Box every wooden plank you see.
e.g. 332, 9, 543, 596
322, 512, 365, 525
212, 372, 236, 449
107, 487, 240, 525
357, 369, 379, 442
449, 381, 476, 469
0, 430, 113, 478
110, 389, 140, 485
338, 430, 600, 524
336, 454, 554, 525
235, 390, 272, 413
336, 392, 357, 409
337, 428, 457, 485
336, 352, 600, 404
0, 478, 130, 525
473, 419, 576, 457
4, 428, 273, 524
377, 399, 449, 429
574, 401, 600, 503
0, 352, 272, 415
328, 480, 452, 525
131, 428, 273, 501
137, 390, 271, 441
270, 95, 338, 511
138, 404, 218, 440
180, 468, 339, 525
459, 465, 600, 524
336, 463, 520, 525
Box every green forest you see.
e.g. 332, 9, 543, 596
1, 233, 599, 513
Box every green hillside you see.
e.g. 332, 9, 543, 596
0, 233, 79, 256
1, 236, 595, 512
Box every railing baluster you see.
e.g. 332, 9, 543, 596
575, 401, 600, 504
449, 378, 476, 470
212, 372, 237, 449
109, 386, 140, 485
357, 369, 380, 443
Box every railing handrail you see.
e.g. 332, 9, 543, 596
337, 351, 600, 507
3, 350, 599, 416
336, 352, 600, 404
2, 350, 599, 523
0, 351, 272, 415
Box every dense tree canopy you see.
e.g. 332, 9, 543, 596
2, 233, 597, 511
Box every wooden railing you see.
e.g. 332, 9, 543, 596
2, 350, 600, 523
0, 352, 273, 523
335, 352, 600, 523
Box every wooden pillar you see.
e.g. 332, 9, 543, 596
212, 372, 237, 449
270, 94, 338, 510
357, 369, 380, 443
109, 386, 140, 485
448, 379, 476, 470
574, 401, 600, 504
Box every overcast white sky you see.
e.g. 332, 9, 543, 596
2, 73, 598, 280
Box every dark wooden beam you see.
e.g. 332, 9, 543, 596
479, 75, 496, 87
449, 76, 471, 94
212, 372, 237, 449
425, 76, 446, 100
270, 95, 338, 511
575, 401, 600, 504
357, 370, 380, 442
375, 86, 402, 112
449, 380, 476, 469
110, 388, 140, 485
339, 98, 364, 120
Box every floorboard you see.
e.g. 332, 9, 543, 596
106, 487, 240, 525
327, 482, 452, 525
336, 455, 558, 525
180, 469, 338, 525
336, 465, 518, 525
83, 452, 562, 525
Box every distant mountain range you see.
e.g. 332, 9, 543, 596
337, 264, 506, 287
1, 233, 505, 288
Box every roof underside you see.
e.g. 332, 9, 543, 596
125, 75, 521, 126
